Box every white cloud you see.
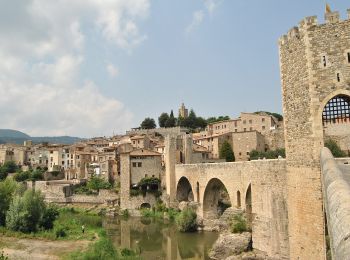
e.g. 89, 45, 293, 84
186, 0, 222, 33
186, 10, 204, 33
0, 0, 150, 137
106, 63, 120, 78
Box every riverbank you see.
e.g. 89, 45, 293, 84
0, 236, 90, 260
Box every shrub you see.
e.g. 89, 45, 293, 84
6, 189, 46, 233
0, 178, 18, 226
55, 225, 67, 238
87, 177, 112, 191
13, 171, 31, 182
40, 204, 59, 230
0, 251, 8, 260
249, 148, 285, 160
325, 139, 347, 158
175, 209, 197, 232
219, 140, 235, 162
231, 214, 249, 234
121, 209, 129, 219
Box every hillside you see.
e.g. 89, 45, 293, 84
0, 129, 82, 145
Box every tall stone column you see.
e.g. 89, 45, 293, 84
120, 152, 131, 210
165, 135, 176, 207
184, 134, 193, 164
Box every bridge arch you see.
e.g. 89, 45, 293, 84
176, 177, 194, 202
245, 183, 252, 226
203, 178, 232, 219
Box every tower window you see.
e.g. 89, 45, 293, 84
348, 53, 350, 63
337, 73, 341, 82
322, 56, 327, 67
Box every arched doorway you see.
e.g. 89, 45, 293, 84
203, 178, 231, 219
245, 184, 252, 227
237, 191, 241, 208
176, 177, 194, 202
322, 94, 350, 156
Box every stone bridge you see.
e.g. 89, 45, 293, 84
173, 159, 289, 259
321, 147, 350, 260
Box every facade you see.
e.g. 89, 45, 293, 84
129, 149, 163, 185
232, 131, 265, 161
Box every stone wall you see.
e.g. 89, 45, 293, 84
321, 148, 350, 260
264, 128, 285, 151
175, 159, 289, 259
278, 11, 350, 258
130, 156, 163, 184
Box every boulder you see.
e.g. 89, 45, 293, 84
209, 232, 251, 260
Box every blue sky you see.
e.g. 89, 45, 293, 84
0, 0, 348, 137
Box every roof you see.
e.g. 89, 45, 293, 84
130, 149, 161, 157
130, 135, 146, 140
193, 144, 210, 153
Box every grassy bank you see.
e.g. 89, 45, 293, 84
0, 207, 102, 241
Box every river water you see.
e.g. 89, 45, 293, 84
104, 217, 219, 260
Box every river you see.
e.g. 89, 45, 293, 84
104, 217, 219, 260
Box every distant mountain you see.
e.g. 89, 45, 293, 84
0, 129, 30, 139
0, 129, 83, 145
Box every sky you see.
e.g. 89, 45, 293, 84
0, 0, 348, 137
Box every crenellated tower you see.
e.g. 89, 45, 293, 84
279, 9, 350, 260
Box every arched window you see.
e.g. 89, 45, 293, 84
322, 95, 350, 125
237, 191, 241, 208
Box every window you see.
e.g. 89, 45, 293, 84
322, 95, 350, 125
262, 118, 265, 122
322, 56, 327, 67
246, 152, 250, 155
234, 122, 237, 127
138, 162, 142, 167
249, 120, 252, 124
262, 126, 266, 130
62, 161, 64, 165
244, 128, 246, 132
348, 52, 350, 63
235, 129, 238, 132
239, 152, 242, 156
132, 162, 137, 167
250, 127, 253, 131
337, 73, 341, 82
243, 120, 246, 124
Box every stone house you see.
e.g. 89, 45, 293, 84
129, 149, 163, 186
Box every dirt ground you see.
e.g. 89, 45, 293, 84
0, 236, 91, 260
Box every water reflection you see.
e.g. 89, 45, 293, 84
104, 217, 218, 260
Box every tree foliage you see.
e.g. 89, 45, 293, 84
6, 189, 46, 233
158, 113, 169, 128
13, 168, 45, 182
219, 141, 235, 162
176, 208, 197, 232
325, 139, 347, 158
140, 117, 156, 129
165, 110, 176, 128
254, 111, 283, 121
249, 148, 285, 160
0, 161, 19, 181
0, 178, 18, 226
206, 116, 230, 124
87, 177, 112, 191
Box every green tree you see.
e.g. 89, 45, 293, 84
219, 141, 235, 162
6, 189, 46, 233
140, 117, 156, 129
87, 177, 112, 192
175, 208, 197, 232
325, 139, 346, 158
195, 116, 207, 129
40, 204, 59, 230
0, 178, 18, 226
177, 116, 185, 127
0, 161, 18, 180
158, 113, 169, 128
165, 110, 176, 128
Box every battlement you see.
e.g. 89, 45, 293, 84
279, 9, 350, 46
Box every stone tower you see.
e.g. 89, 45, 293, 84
279, 9, 350, 260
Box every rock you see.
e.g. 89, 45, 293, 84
224, 250, 271, 260
209, 232, 252, 260
178, 201, 190, 211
